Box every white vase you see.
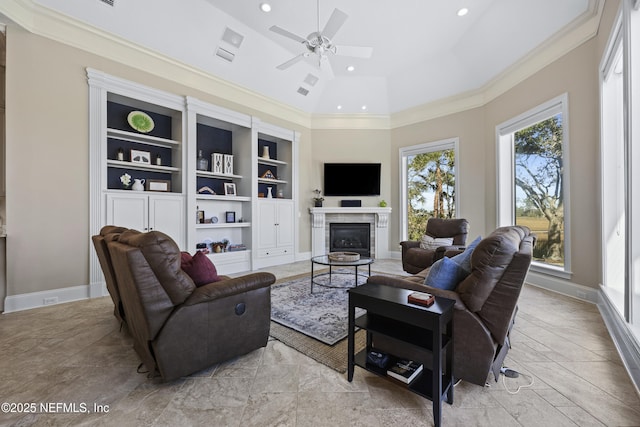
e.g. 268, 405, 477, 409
132, 178, 145, 191
267, 186, 273, 198
262, 146, 270, 159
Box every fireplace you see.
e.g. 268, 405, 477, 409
329, 223, 371, 257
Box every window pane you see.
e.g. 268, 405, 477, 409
406, 149, 455, 240
514, 114, 565, 267
601, 40, 626, 314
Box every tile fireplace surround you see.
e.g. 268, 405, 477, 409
309, 207, 392, 259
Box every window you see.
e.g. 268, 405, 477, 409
497, 94, 571, 277
600, 15, 626, 316
598, 2, 640, 390
600, 1, 640, 337
400, 139, 459, 241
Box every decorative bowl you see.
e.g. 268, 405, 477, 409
328, 252, 360, 262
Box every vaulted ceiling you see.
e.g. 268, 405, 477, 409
5, 0, 601, 117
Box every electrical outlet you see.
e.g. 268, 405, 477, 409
43, 297, 58, 305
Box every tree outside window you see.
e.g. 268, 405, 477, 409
514, 114, 564, 267
406, 149, 455, 240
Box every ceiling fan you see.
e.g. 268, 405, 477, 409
269, 1, 373, 77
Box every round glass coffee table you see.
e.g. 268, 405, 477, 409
310, 254, 374, 293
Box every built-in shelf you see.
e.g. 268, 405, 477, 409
258, 177, 288, 185
258, 157, 287, 166
196, 222, 251, 229
107, 128, 180, 148
196, 170, 243, 180
107, 159, 180, 173
196, 194, 251, 202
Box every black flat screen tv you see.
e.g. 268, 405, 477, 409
324, 163, 381, 196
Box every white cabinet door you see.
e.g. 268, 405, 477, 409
258, 201, 278, 249
106, 193, 148, 231
149, 194, 185, 249
276, 201, 294, 247
106, 193, 185, 249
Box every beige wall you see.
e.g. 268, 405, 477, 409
391, 108, 486, 248
309, 128, 392, 206
3, 0, 620, 298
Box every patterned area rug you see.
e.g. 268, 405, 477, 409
270, 269, 368, 345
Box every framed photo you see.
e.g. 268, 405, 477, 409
130, 149, 151, 164
225, 211, 236, 223
224, 182, 236, 196
146, 179, 171, 192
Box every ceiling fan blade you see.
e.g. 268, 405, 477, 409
322, 8, 348, 40
269, 25, 307, 44
319, 55, 335, 79
334, 45, 373, 59
276, 53, 308, 70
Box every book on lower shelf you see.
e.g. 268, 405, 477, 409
407, 291, 435, 307
386, 359, 423, 384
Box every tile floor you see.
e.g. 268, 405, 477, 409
0, 259, 639, 426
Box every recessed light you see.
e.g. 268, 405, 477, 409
260, 3, 272, 12
346, 65, 355, 72
361, 105, 367, 110
457, 7, 468, 16
337, 105, 343, 110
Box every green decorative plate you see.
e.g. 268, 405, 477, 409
127, 110, 155, 133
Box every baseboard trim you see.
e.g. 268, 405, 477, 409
598, 288, 640, 395
3, 284, 94, 313
296, 251, 311, 262
526, 271, 598, 303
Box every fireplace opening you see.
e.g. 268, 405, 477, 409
329, 223, 371, 257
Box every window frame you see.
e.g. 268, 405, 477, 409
496, 93, 572, 278
399, 138, 460, 242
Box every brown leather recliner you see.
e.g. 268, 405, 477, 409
92, 225, 129, 325
368, 226, 535, 386
94, 227, 275, 381
400, 218, 470, 274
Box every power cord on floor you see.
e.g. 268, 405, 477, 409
500, 366, 534, 394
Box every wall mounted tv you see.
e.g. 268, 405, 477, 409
324, 163, 381, 196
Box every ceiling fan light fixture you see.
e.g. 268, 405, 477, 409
260, 3, 272, 13
457, 7, 469, 17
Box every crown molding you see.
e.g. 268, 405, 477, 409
0, 0, 605, 131
310, 114, 391, 130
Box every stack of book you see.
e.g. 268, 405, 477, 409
386, 359, 423, 384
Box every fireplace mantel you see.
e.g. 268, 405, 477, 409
309, 207, 392, 258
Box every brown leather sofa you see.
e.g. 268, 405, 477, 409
400, 218, 469, 274
93, 226, 275, 381
368, 226, 535, 386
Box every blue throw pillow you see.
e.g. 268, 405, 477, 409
451, 236, 482, 273
424, 256, 469, 290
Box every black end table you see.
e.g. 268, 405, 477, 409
347, 282, 455, 427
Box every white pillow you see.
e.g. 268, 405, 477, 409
419, 235, 454, 250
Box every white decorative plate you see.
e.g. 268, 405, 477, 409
127, 111, 155, 133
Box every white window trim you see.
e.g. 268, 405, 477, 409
399, 138, 460, 242
496, 93, 572, 278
